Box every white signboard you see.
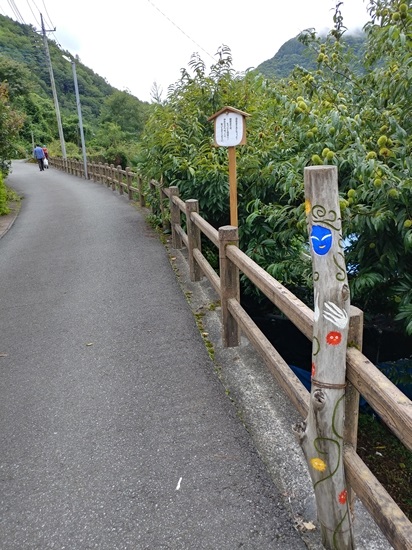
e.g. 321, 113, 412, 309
215, 111, 244, 147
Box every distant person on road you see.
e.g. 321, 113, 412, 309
34, 144, 45, 172
42, 146, 49, 160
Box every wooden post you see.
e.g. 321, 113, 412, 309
219, 225, 240, 348
186, 199, 202, 282
126, 167, 133, 200
117, 165, 123, 195
111, 164, 116, 191
228, 146, 238, 227
159, 180, 170, 232
149, 180, 156, 213
103, 163, 107, 186
169, 187, 182, 249
294, 166, 355, 549
106, 164, 110, 186
345, 306, 363, 516
138, 176, 146, 207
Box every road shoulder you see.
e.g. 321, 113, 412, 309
0, 200, 21, 239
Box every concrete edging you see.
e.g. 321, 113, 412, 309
167, 241, 393, 550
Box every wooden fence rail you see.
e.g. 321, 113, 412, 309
160, 184, 412, 550
49, 158, 412, 549
50, 158, 146, 207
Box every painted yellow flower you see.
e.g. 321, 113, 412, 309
305, 199, 311, 215
310, 457, 327, 472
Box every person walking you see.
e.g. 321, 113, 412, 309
34, 144, 45, 171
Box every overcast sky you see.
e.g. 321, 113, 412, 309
1, 0, 370, 102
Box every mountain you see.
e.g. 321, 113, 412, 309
0, 13, 150, 153
257, 33, 367, 79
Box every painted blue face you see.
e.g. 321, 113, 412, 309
310, 225, 333, 255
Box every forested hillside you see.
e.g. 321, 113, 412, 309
257, 33, 366, 78
0, 14, 150, 166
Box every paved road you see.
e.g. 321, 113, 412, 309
0, 161, 306, 549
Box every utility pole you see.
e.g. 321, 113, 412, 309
63, 56, 88, 179
40, 13, 66, 159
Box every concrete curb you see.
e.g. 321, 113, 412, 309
0, 201, 21, 240
166, 241, 393, 550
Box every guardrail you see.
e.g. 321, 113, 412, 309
50, 157, 412, 549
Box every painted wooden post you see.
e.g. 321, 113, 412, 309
219, 225, 240, 348
186, 199, 202, 282
294, 166, 355, 549
169, 186, 182, 249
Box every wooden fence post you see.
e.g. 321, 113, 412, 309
126, 167, 132, 200
345, 305, 363, 516
169, 187, 182, 249
110, 164, 116, 191
159, 182, 170, 232
186, 199, 202, 281
219, 225, 240, 348
294, 166, 355, 549
149, 179, 157, 214
117, 165, 123, 195
138, 176, 146, 207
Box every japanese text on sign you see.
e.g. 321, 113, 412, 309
215, 112, 244, 147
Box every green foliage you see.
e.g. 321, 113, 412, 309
0, 171, 10, 215
99, 91, 147, 138
136, 3, 412, 336
0, 83, 25, 174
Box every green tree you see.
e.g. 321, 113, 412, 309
0, 83, 24, 174
137, 4, 412, 335
99, 90, 147, 138
0, 171, 9, 215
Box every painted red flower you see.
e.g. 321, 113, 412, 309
326, 331, 342, 346
311, 362, 316, 377
338, 489, 348, 505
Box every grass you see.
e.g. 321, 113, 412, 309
357, 413, 412, 520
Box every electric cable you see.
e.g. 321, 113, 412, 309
146, 0, 216, 62
7, 0, 25, 23
26, 0, 40, 27
41, 0, 54, 28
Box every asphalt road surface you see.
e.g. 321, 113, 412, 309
0, 161, 306, 549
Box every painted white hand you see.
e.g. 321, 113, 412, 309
323, 302, 348, 329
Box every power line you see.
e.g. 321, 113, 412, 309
7, 0, 25, 24
41, 0, 54, 28
146, 0, 216, 62
26, 0, 40, 27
